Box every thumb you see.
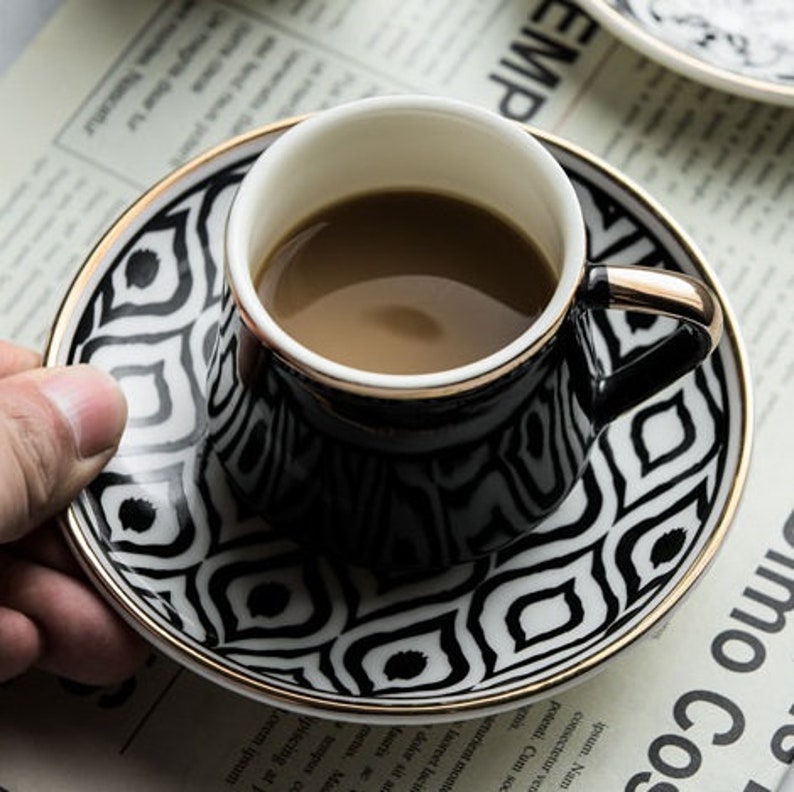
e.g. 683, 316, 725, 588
0, 365, 127, 544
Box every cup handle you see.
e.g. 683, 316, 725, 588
580, 265, 723, 427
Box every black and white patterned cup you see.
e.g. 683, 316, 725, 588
207, 96, 722, 571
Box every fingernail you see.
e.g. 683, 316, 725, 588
39, 366, 128, 459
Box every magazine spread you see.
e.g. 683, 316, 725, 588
0, 1, 792, 790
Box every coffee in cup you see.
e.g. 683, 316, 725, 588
252, 189, 557, 374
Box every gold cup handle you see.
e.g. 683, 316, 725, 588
581, 265, 723, 427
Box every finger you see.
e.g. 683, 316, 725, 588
0, 365, 127, 544
0, 554, 149, 685
0, 340, 41, 377
8, 524, 83, 577
0, 605, 41, 683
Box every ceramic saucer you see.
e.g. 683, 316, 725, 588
45, 120, 751, 724
578, 0, 794, 106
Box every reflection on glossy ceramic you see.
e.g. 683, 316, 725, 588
580, 0, 794, 105
45, 121, 751, 723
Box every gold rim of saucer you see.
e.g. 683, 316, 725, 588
44, 118, 753, 721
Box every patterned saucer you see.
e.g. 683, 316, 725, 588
45, 120, 751, 724
578, 0, 794, 106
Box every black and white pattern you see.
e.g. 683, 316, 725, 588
580, 0, 794, 105
51, 125, 749, 722
623, 0, 793, 78
206, 294, 594, 570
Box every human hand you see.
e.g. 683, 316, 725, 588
0, 340, 148, 684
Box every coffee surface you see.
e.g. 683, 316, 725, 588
254, 191, 556, 374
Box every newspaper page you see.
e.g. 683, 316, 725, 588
0, 1, 792, 790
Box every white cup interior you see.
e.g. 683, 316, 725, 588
226, 95, 586, 390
